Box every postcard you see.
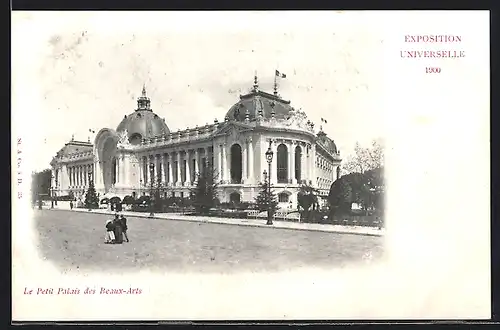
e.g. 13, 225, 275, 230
11, 10, 490, 321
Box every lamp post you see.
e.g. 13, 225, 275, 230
149, 162, 155, 217
265, 141, 274, 225
139, 179, 143, 196
50, 175, 54, 209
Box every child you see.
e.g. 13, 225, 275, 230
105, 218, 116, 244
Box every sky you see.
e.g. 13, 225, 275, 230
12, 11, 386, 172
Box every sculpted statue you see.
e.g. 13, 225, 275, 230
117, 130, 130, 147
285, 108, 308, 129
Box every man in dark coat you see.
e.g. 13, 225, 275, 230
112, 213, 123, 244
120, 214, 129, 242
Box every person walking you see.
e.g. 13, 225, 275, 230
120, 214, 129, 242
112, 213, 123, 244
70, 200, 74, 210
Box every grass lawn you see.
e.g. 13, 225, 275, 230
35, 209, 384, 273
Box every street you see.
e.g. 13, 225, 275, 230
35, 210, 384, 273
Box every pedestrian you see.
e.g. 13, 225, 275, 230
104, 218, 116, 244
70, 200, 74, 210
120, 214, 129, 242
113, 213, 123, 244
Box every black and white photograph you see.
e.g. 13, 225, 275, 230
12, 11, 490, 321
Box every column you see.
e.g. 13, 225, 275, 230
62, 165, 68, 191
288, 143, 293, 183
176, 152, 181, 186
123, 155, 128, 186
168, 153, 173, 184
290, 142, 296, 184
185, 150, 190, 185
69, 167, 72, 187
242, 141, 248, 181
155, 154, 160, 184
161, 153, 166, 183
311, 144, 317, 187
300, 144, 305, 184
305, 146, 310, 184
80, 166, 83, 186
146, 155, 151, 184
271, 141, 277, 185
248, 138, 254, 182
217, 145, 222, 180
221, 144, 227, 182
194, 149, 199, 179
204, 147, 209, 166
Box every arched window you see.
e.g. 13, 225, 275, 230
230, 144, 242, 184
278, 192, 289, 203
129, 133, 142, 145
295, 146, 302, 182
276, 144, 288, 183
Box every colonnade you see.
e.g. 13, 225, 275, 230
65, 163, 94, 188
266, 140, 311, 185
141, 146, 212, 187
216, 138, 254, 184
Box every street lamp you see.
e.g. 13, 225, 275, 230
149, 162, 155, 217
265, 141, 274, 225
50, 175, 54, 209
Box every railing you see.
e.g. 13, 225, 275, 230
246, 209, 301, 222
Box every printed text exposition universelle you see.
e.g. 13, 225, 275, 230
401, 35, 465, 58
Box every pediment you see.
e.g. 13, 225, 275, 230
212, 121, 252, 138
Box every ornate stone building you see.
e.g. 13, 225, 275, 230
50, 76, 341, 208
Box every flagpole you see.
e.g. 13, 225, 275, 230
273, 69, 278, 96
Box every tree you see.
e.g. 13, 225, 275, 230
328, 170, 385, 217
328, 175, 354, 217
342, 139, 384, 175
190, 166, 219, 214
84, 180, 99, 210
31, 169, 51, 202
297, 183, 319, 220
254, 180, 278, 215
333, 139, 385, 216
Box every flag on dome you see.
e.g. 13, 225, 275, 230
275, 70, 286, 78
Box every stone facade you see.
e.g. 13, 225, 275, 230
50, 79, 342, 209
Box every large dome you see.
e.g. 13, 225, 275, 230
317, 131, 338, 154
225, 90, 294, 122
116, 86, 170, 145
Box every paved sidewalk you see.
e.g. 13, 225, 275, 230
44, 205, 384, 237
